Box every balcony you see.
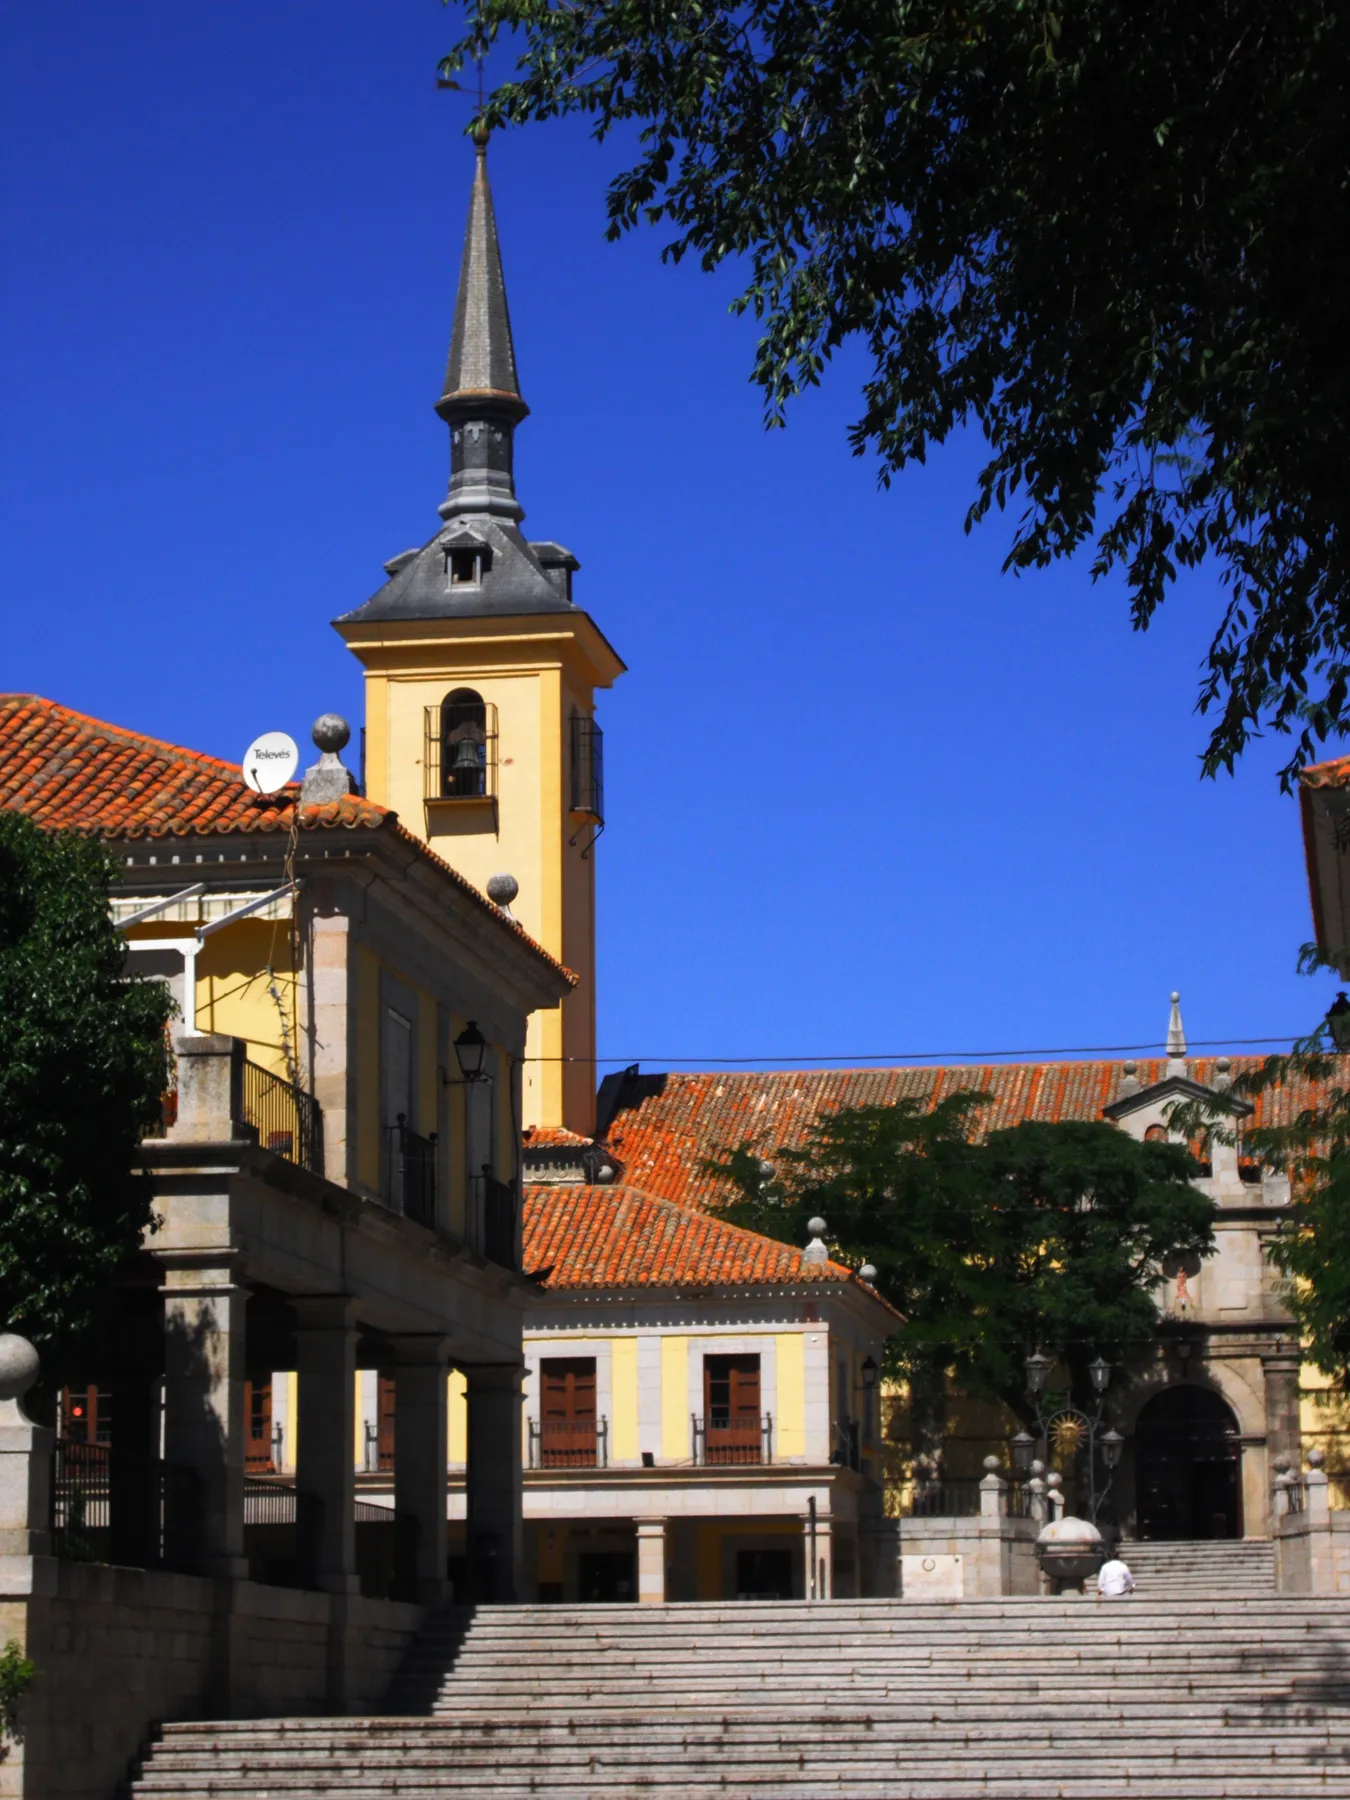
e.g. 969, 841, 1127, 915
382, 1115, 438, 1229
241, 1059, 321, 1173
473, 1169, 519, 1270
692, 1413, 774, 1466
528, 1416, 610, 1470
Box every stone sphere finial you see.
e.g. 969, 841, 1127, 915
487, 873, 519, 909
1123, 1060, 1137, 1076
1045, 1470, 1063, 1489
0, 1334, 40, 1401
312, 714, 350, 754
982, 1454, 1001, 1473
1274, 1454, 1292, 1473
1308, 1447, 1327, 1469
858, 1263, 878, 1283
807, 1217, 827, 1238
1171, 990, 1181, 1005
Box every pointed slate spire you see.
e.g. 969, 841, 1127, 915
1166, 990, 1188, 1076
437, 128, 529, 525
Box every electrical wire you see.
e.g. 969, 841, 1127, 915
520, 1034, 1308, 1068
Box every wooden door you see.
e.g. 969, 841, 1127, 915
377, 1374, 396, 1472
244, 1378, 273, 1471
704, 1355, 761, 1463
539, 1358, 597, 1466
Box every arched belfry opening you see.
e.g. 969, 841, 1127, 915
1135, 1385, 1242, 1541
440, 688, 489, 798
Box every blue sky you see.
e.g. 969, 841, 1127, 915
1, 2, 1325, 1071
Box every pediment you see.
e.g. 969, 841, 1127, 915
1102, 1073, 1252, 1122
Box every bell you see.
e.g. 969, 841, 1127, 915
451, 735, 482, 775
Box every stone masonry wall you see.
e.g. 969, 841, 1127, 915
0, 1560, 423, 1800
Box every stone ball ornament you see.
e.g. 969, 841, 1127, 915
0, 1334, 40, 1401
312, 714, 351, 754
807, 1217, 827, 1239
1034, 1513, 1107, 1592
858, 1263, 878, 1283
486, 873, 519, 908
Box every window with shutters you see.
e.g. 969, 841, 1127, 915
703, 1354, 763, 1464
538, 1357, 597, 1467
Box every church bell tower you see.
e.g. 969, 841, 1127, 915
335, 131, 625, 1134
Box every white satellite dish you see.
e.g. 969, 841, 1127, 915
242, 731, 299, 795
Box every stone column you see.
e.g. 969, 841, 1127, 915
294, 1297, 360, 1594
0, 1336, 53, 1560
464, 1363, 525, 1602
392, 1337, 451, 1605
1263, 1343, 1303, 1475
807, 1513, 833, 1600
158, 1255, 248, 1578
636, 1517, 668, 1604
169, 1033, 246, 1141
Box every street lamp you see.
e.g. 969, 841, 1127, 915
1016, 1350, 1121, 1525
1328, 992, 1350, 1053
860, 1356, 879, 1391
1024, 1350, 1052, 1397
453, 1020, 488, 1082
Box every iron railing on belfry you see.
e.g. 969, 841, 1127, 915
51, 1437, 200, 1570
481, 1171, 519, 1269
242, 1059, 321, 1173
383, 1115, 438, 1228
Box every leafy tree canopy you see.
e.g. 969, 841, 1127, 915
707, 1095, 1214, 1446
0, 813, 171, 1356
445, 0, 1350, 782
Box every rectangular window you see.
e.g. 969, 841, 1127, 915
244, 1378, 273, 1471
59, 1384, 112, 1446
539, 1357, 597, 1466
703, 1354, 762, 1464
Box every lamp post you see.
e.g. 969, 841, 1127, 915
1012, 1350, 1122, 1525
441, 1020, 490, 1087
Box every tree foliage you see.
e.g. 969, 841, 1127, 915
0, 813, 171, 1354
707, 1095, 1214, 1447
445, 0, 1350, 782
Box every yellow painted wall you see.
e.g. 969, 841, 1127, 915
610, 1337, 639, 1462
338, 611, 624, 1133
774, 1332, 805, 1459
661, 1336, 689, 1462
448, 1369, 468, 1465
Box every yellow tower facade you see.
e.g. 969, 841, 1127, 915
336, 136, 624, 1133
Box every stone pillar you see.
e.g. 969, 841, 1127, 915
809, 1514, 834, 1600
0, 1337, 53, 1560
979, 1460, 1007, 1519
158, 1255, 248, 1578
464, 1363, 525, 1602
392, 1337, 451, 1605
169, 1033, 246, 1142
1263, 1343, 1303, 1498
294, 1297, 360, 1594
636, 1517, 668, 1604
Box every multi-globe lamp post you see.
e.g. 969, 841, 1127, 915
1009, 1350, 1124, 1525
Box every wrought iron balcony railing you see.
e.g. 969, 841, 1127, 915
382, 1115, 438, 1229
528, 1416, 610, 1470
241, 1058, 321, 1173
692, 1413, 774, 1466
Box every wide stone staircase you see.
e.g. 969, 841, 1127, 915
1118, 1537, 1277, 1596
128, 1596, 1350, 1799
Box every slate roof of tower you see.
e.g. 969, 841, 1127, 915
0, 694, 575, 986
597, 1061, 1332, 1213
522, 1182, 894, 1308
439, 137, 524, 413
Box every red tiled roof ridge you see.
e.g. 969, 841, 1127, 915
1300, 750, 1350, 787
0, 694, 575, 988
601, 1057, 1333, 1214
521, 1179, 893, 1306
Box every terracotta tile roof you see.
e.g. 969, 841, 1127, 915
1299, 751, 1350, 789
602, 1060, 1335, 1213
0, 694, 574, 988
522, 1182, 889, 1302
522, 1125, 596, 1149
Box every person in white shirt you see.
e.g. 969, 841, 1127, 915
1096, 1556, 1136, 1597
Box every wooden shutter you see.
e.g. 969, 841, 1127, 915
539, 1358, 597, 1466
704, 1355, 761, 1462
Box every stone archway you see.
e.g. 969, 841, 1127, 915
1135, 1385, 1243, 1540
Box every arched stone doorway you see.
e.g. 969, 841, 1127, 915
1135, 1385, 1242, 1540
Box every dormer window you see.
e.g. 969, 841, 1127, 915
445, 545, 491, 589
